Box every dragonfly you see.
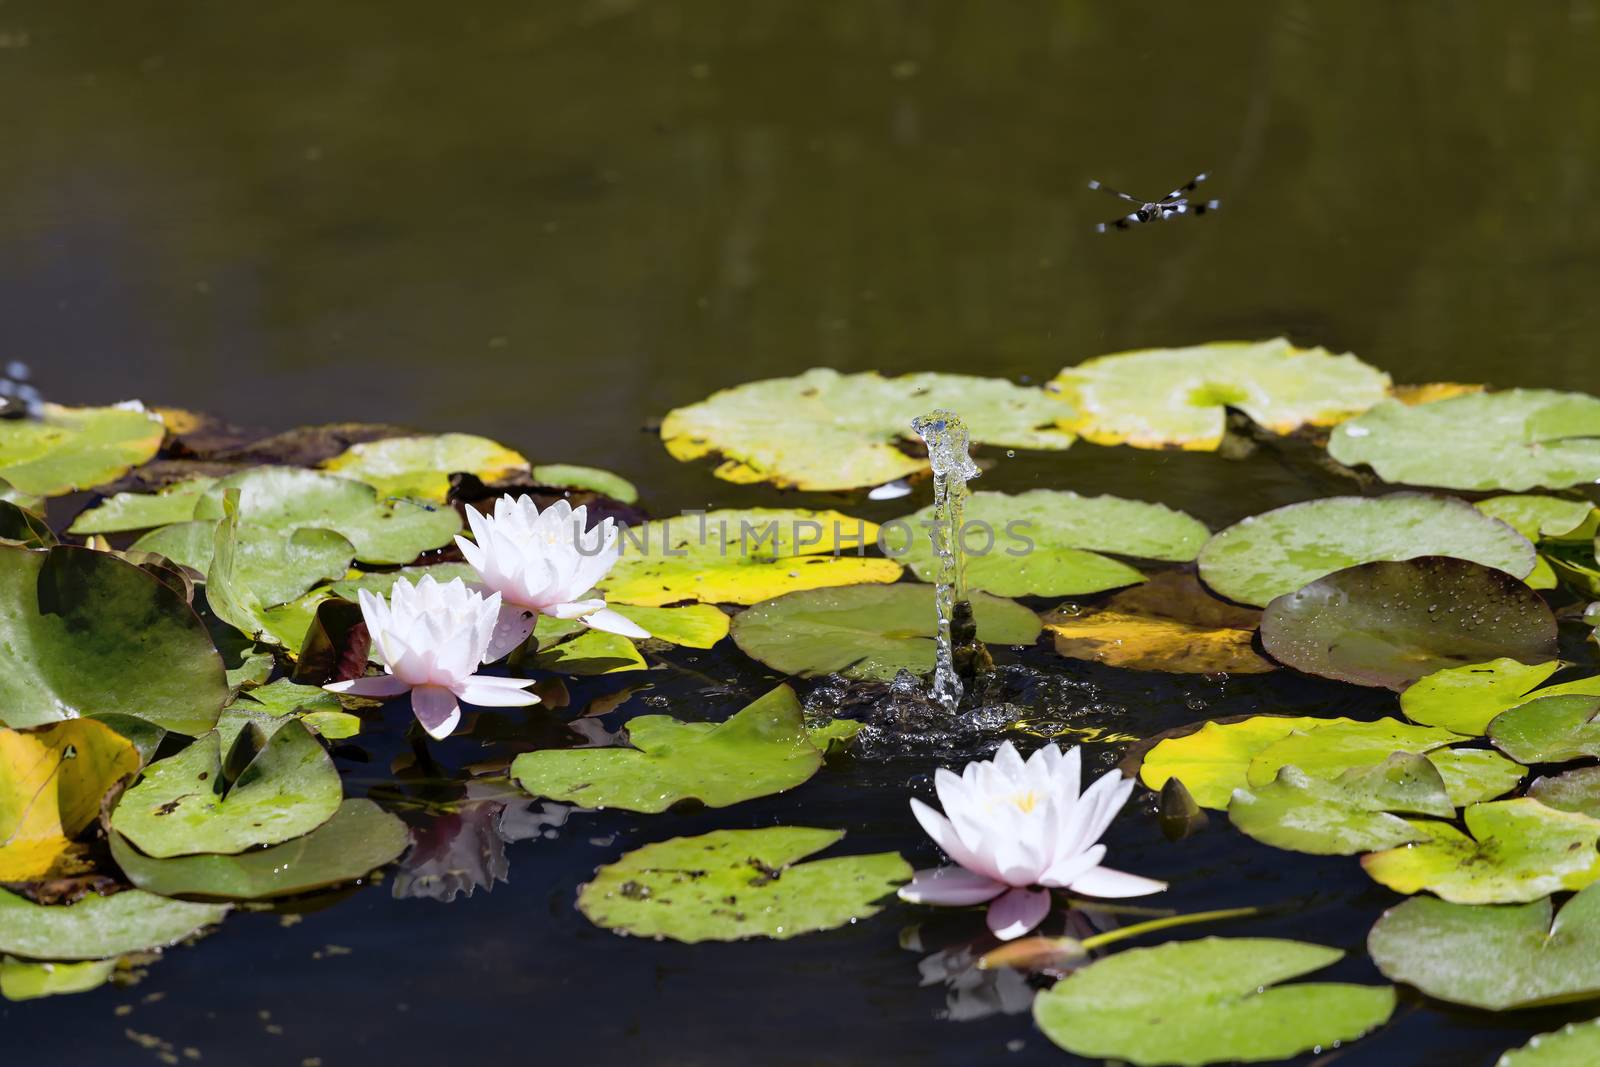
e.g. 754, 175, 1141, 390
1087, 173, 1219, 233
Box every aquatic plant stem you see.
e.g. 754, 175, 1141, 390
1076, 905, 1261, 952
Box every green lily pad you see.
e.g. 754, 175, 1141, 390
513, 686, 821, 811
1048, 338, 1391, 451
1329, 390, 1600, 491
0, 500, 54, 548
1399, 658, 1600, 735
730, 583, 1040, 680
531, 463, 640, 504
110, 798, 408, 900
110, 719, 342, 858
578, 826, 910, 942
190, 466, 461, 565
1228, 756, 1454, 855
661, 368, 1074, 491
1496, 1019, 1600, 1066
0, 887, 227, 961
1529, 767, 1600, 819
1367, 881, 1600, 1010
1428, 747, 1529, 807
0, 476, 43, 513
1260, 557, 1558, 690
0, 402, 165, 497
224, 679, 362, 741
1476, 495, 1597, 542
531, 629, 649, 675
883, 490, 1207, 597
1489, 695, 1600, 763
68, 477, 220, 535
1245, 718, 1464, 786
324, 562, 479, 600
1362, 798, 1600, 903
1032, 936, 1395, 1066
0, 957, 117, 1001
0, 544, 228, 734
1197, 494, 1535, 607
599, 508, 903, 607
321, 433, 530, 502
133, 519, 354, 608
531, 603, 728, 651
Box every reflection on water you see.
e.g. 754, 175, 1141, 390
392, 782, 576, 904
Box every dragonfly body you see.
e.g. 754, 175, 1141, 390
1088, 173, 1219, 233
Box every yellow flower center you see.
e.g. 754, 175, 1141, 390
1009, 790, 1041, 813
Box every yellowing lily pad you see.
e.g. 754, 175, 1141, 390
0, 402, 165, 497
578, 826, 910, 942
1400, 658, 1598, 735
1044, 572, 1273, 674
1197, 493, 1536, 607
1245, 719, 1464, 787
512, 685, 822, 811
0, 957, 117, 1001
321, 433, 530, 502
531, 629, 649, 675
1136, 716, 1330, 809
599, 508, 902, 607
0, 720, 141, 882
1362, 798, 1600, 903
1368, 881, 1600, 1010
1048, 338, 1391, 451
1476, 495, 1597, 542
884, 490, 1208, 597
1329, 389, 1600, 491
730, 583, 1040, 680
661, 368, 1074, 491
1033, 936, 1395, 1066
0, 887, 227, 961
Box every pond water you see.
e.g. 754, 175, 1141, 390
7, 2, 1600, 1064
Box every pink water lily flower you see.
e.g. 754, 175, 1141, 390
325, 575, 538, 740
900, 741, 1166, 940
456, 495, 648, 661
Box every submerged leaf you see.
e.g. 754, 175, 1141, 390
1330, 389, 1600, 491
730, 583, 1040, 680
578, 826, 910, 942
0, 402, 165, 497
1044, 572, 1273, 674
661, 368, 1074, 490
1032, 936, 1395, 1066
0, 545, 228, 734
1368, 882, 1600, 1010
0, 887, 226, 961
513, 685, 822, 811
1260, 557, 1558, 690
1048, 338, 1391, 450
1362, 799, 1600, 903
1197, 493, 1535, 607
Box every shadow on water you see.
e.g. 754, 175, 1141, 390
6, 2, 1600, 1063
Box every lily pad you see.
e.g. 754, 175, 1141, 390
1137, 716, 1331, 809
1489, 695, 1600, 764
531, 629, 649, 675
1367, 882, 1600, 1010
1259, 557, 1558, 690
1047, 338, 1391, 451
0, 476, 43, 513
1043, 572, 1273, 674
1329, 389, 1600, 491
531, 463, 639, 505
1245, 718, 1464, 787
578, 826, 910, 942
110, 720, 342, 858
1529, 767, 1600, 819
1496, 1019, 1600, 1066
1400, 658, 1600, 735
1476, 495, 1596, 542
321, 433, 530, 502
884, 490, 1208, 597
1197, 494, 1535, 607
190, 466, 462, 565
109, 799, 408, 900
513, 685, 822, 811
67, 478, 219, 535
0, 501, 54, 548
661, 368, 1074, 491
600, 508, 902, 607
0, 957, 117, 1001
133, 519, 354, 608
730, 583, 1040, 680
0, 402, 165, 497
0, 544, 228, 734
0, 720, 142, 882
225, 679, 363, 741
0, 887, 227, 961
1032, 936, 1395, 1066
1228, 756, 1454, 855
1362, 798, 1600, 903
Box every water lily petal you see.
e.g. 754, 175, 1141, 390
455, 675, 540, 707
581, 606, 650, 639
911, 798, 1002, 882
1038, 843, 1107, 888
324, 674, 411, 699
1068, 865, 1168, 899
897, 865, 1007, 906
411, 684, 462, 740
986, 886, 1053, 940
486, 602, 539, 662
548, 598, 607, 620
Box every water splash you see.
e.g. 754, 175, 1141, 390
912, 409, 982, 712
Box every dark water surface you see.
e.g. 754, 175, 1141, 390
6, 2, 1600, 1064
